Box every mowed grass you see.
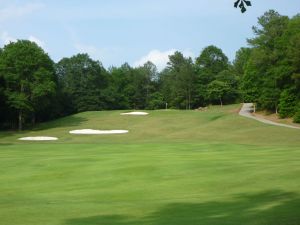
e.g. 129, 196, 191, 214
0, 104, 300, 225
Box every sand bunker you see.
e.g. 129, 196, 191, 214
120, 112, 149, 115
69, 129, 128, 134
18, 136, 58, 141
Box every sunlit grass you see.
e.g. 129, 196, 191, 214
0, 104, 299, 225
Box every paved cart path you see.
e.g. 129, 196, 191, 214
239, 103, 300, 129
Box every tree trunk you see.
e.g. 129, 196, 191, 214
18, 83, 25, 131
188, 89, 191, 110
31, 113, 36, 125
18, 109, 23, 131
186, 91, 188, 110
219, 98, 223, 107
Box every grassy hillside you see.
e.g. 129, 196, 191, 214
0, 104, 299, 146
0, 104, 299, 225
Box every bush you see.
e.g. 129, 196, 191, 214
293, 104, 300, 123
278, 88, 297, 118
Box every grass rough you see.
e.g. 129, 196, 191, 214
0, 104, 299, 225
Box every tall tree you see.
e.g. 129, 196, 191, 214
244, 10, 290, 111
239, 10, 300, 121
195, 45, 230, 105
207, 80, 230, 106
133, 61, 158, 109
56, 54, 108, 112
233, 47, 252, 78
0, 47, 8, 128
216, 69, 240, 104
0, 40, 56, 130
196, 45, 229, 77
162, 51, 197, 109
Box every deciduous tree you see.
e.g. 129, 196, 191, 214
0, 40, 56, 130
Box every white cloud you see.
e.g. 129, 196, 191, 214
133, 49, 195, 71
0, 32, 45, 49
0, 2, 44, 22
29, 35, 45, 48
0, 31, 16, 45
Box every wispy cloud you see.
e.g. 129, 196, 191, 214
133, 49, 195, 71
0, 2, 44, 22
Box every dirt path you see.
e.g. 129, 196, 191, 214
239, 103, 300, 129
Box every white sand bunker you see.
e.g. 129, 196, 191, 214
69, 129, 128, 134
18, 136, 58, 141
120, 112, 149, 115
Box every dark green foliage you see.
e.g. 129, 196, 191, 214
216, 70, 240, 104
293, 104, 300, 123
106, 62, 159, 110
195, 46, 237, 106
160, 52, 198, 109
233, 48, 252, 78
56, 54, 108, 112
147, 92, 165, 109
0, 40, 56, 130
234, 0, 252, 13
196, 45, 229, 77
238, 10, 300, 121
278, 88, 297, 118
207, 80, 230, 106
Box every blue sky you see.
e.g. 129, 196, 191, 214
0, 0, 300, 70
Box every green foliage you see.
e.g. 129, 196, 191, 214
196, 45, 228, 77
0, 40, 56, 129
56, 54, 108, 112
161, 51, 198, 109
216, 69, 240, 103
194, 45, 235, 106
233, 47, 252, 77
278, 88, 297, 118
147, 92, 165, 109
239, 10, 300, 119
207, 80, 230, 106
293, 104, 300, 123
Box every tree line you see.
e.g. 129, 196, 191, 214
0, 10, 299, 130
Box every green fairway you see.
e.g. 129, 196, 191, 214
0, 104, 300, 225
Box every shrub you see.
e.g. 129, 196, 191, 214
293, 104, 300, 123
278, 88, 297, 118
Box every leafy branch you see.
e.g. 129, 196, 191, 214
234, 0, 252, 13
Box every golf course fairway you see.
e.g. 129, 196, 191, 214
0, 104, 299, 225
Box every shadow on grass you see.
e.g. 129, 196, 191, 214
65, 190, 300, 225
0, 115, 88, 138
0, 131, 15, 139
208, 114, 224, 122
0, 143, 13, 146
32, 114, 88, 131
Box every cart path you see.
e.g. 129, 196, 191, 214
239, 103, 300, 129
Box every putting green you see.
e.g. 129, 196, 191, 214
0, 104, 299, 225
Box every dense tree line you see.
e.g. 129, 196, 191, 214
235, 10, 300, 122
0, 10, 299, 130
